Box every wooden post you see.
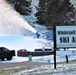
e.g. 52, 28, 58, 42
53, 25, 56, 69
65, 55, 69, 63
65, 48, 69, 63
54, 48, 56, 69
75, 9, 76, 24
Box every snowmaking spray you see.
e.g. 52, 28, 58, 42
0, 0, 40, 36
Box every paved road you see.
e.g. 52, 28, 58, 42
0, 61, 46, 69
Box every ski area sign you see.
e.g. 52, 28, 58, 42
53, 25, 76, 69
54, 25, 76, 48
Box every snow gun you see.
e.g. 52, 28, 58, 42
36, 32, 41, 38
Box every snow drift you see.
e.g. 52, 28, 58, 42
0, 0, 37, 35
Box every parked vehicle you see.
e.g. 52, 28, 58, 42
0, 47, 15, 61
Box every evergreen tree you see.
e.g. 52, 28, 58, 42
35, 0, 75, 27
6, 0, 32, 15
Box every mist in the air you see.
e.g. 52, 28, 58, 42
0, 0, 37, 35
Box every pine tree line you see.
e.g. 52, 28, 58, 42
6, 0, 32, 15
6, 0, 75, 28
35, 0, 75, 28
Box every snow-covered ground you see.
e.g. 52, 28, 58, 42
0, 0, 53, 63
0, 34, 53, 63
0, 34, 76, 65
0, 0, 76, 75
0, 0, 76, 65
14, 62, 76, 75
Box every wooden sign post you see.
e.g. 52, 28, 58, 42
53, 25, 56, 69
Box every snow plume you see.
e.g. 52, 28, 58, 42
0, 0, 37, 35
